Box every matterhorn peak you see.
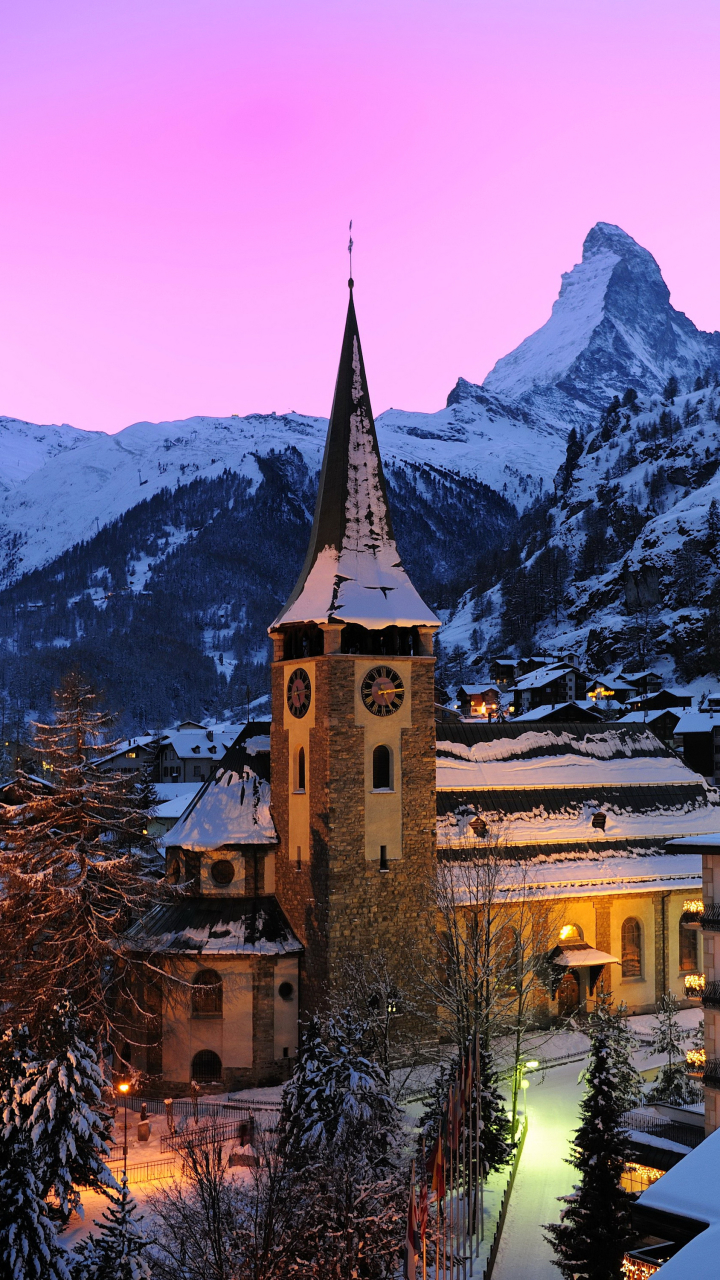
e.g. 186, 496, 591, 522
483, 223, 720, 421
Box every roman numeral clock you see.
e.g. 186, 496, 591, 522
361, 665, 405, 717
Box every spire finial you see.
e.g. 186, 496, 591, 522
348, 219, 354, 288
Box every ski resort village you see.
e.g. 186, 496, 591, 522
7, 220, 720, 1279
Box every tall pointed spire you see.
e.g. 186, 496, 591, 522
271, 284, 438, 632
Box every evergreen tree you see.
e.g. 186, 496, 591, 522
646, 992, 696, 1105
706, 498, 720, 563
663, 374, 679, 401
595, 999, 643, 1113
70, 1176, 150, 1280
0, 1131, 71, 1280
4, 998, 117, 1219
0, 674, 157, 1040
279, 1011, 406, 1278
545, 1017, 634, 1280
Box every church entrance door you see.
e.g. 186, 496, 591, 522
557, 971, 580, 1017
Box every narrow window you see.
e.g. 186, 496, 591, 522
380, 845, 389, 871
191, 970, 223, 1018
295, 746, 306, 793
621, 918, 642, 978
296, 845, 302, 871
679, 922, 698, 972
373, 745, 392, 790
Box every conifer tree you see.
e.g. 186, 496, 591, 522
0, 673, 157, 1040
4, 998, 117, 1218
0, 1131, 71, 1280
646, 991, 696, 1105
545, 1016, 634, 1280
70, 1176, 150, 1280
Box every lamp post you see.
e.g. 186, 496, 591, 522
117, 1080, 131, 1177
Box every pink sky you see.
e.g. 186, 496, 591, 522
1, 0, 719, 434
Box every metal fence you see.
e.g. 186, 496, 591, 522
118, 1095, 253, 1121
622, 1109, 704, 1150
161, 1117, 253, 1154
108, 1156, 178, 1185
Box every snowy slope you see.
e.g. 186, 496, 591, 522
0, 395, 564, 587
484, 223, 720, 422
0, 416, 91, 491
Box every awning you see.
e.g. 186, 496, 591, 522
554, 946, 620, 968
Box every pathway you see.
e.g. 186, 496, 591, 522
493, 1060, 585, 1280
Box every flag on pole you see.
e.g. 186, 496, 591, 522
429, 1129, 446, 1200
419, 1156, 429, 1242
404, 1162, 420, 1280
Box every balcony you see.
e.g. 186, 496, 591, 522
701, 979, 720, 1009
703, 1058, 720, 1089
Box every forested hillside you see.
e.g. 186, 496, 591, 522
0, 450, 513, 731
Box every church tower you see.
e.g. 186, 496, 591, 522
268, 281, 439, 1010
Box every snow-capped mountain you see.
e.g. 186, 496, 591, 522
444, 375, 720, 686
0, 417, 91, 492
484, 222, 720, 425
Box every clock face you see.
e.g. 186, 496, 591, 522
361, 665, 405, 717
287, 668, 312, 718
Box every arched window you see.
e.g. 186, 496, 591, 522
559, 923, 583, 944
295, 746, 306, 793
191, 969, 223, 1018
496, 925, 520, 992
191, 1049, 222, 1083
679, 921, 699, 972
621, 918, 642, 978
373, 745, 392, 790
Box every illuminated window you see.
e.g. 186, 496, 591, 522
622, 918, 642, 978
373, 745, 392, 790
679, 921, 698, 973
559, 923, 583, 943
191, 970, 223, 1018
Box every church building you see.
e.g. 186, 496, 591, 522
126, 282, 718, 1092
127, 279, 440, 1088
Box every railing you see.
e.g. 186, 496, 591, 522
702, 980, 720, 1008
161, 1117, 252, 1154
622, 1109, 704, 1150
482, 1115, 528, 1280
107, 1156, 178, 1185
117, 1095, 253, 1121
702, 904, 720, 932
703, 1058, 720, 1088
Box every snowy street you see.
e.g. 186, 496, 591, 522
493, 1059, 585, 1280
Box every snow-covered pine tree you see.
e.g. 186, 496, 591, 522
593, 996, 644, 1113
0, 1132, 71, 1280
70, 1175, 150, 1280
0, 673, 158, 1041
279, 1010, 406, 1277
646, 991, 697, 1105
419, 1047, 513, 1182
544, 1016, 634, 1280
6, 998, 117, 1219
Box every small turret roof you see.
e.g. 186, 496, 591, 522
271, 285, 438, 632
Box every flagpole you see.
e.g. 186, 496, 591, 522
449, 1082, 455, 1280
461, 1052, 467, 1280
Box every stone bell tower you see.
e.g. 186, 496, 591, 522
268, 279, 439, 1012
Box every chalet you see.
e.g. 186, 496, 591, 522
618, 706, 682, 746
512, 701, 601, 724
490, 657, 518, 687
673, 712, 720, 783
628, 688, 693, 714
586, 674, 636, 704
457, 685, 500, 719
621, 668, 664, 698
510, 661, 588, 714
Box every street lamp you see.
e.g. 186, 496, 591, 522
117, 1080, 131, 1176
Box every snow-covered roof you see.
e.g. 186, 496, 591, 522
668, 832, 720, 848
161, 727, 240, 759
162, 744, 277, 850
458, 686, 500, 698
513, 702, 594, 722
554, 945, 619, 967
618, 708, 677, 724
449, 853, 702, 903
674, 712, 720, 734
635, 1127, 720, 1278
512, 664, 574, 691
271, 288, 438, 632
125, 897, 302, 956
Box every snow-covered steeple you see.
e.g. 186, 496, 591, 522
271, 284, 439, 632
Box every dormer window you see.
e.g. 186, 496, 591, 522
208, 745, 217, 754
191, 745, 201, 754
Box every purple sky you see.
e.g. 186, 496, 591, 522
1, 0, 719, 433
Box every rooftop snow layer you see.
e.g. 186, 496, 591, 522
162, 763, 277, 849
449, 852, 702, 903
125, 897, 302, 956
